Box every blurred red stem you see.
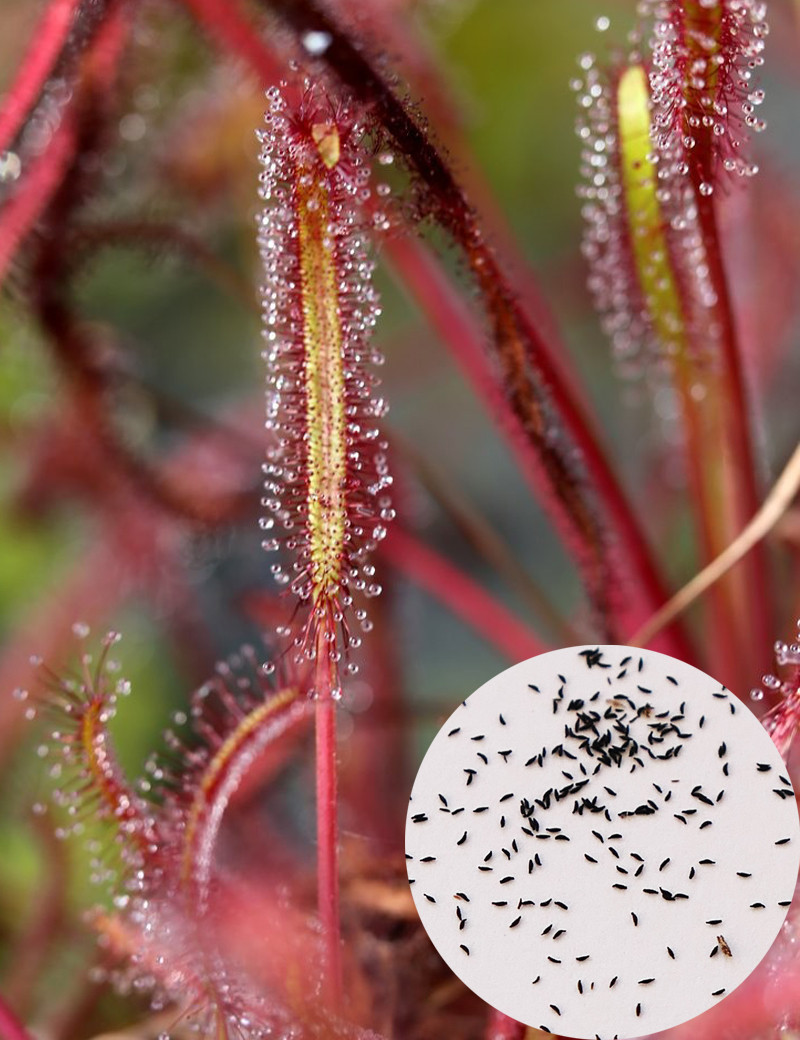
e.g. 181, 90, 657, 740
0, 117, 77, 284
383, 528, 547, 661
695, 189, 772, 672
0, 997, 32, 1040
0, 0, 81, 151
485, 1009, 526, 1040
178, 0, 284, 83
385, 234, 694, 660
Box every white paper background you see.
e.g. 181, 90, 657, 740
405, 646, 800, 1039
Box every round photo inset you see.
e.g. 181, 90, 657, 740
405, 646, 799, 1039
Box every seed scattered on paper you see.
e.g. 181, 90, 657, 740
406, 646, 800, 1039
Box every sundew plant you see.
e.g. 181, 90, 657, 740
1, 1, 800, 1039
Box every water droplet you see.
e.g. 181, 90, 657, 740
301, 30, 332, 55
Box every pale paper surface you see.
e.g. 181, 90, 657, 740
405, 646, 800, 1039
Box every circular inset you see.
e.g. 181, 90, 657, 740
405, 646, 799, 1038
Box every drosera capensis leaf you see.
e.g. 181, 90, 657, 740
258, 84, 393, 676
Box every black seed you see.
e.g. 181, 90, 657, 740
779, 900, 792, 907
542, 924, 552, 935
532, 975, 540, 984
421, 856, 436, 863
751, 902, 766, 908
510, 916, 521, 929
455, 892, 470, 901
411, 814, 428, 823
473, 806, 489, 814
457, 832, 467, 846
710, 945, 719, 958
549, 1005, 561, 1017
492, 901, 507, 906
499, 876, 514, 884
667, 947, 675, 959
609, 976, 618, 988
659, 858, 670, 871
706, 919, 722, 925
555, 901, 569, 910
776, 838, 791, 845
712, 989, 725, 997
585, 854, 597, 863
631, 912, 638, 926
757, 763, 772, 772
499, 714, 506, 726
448, 728, 460, 736
460, 945, 469, 955
718, 742, 727, 758
547, 957, 561, 964
424, 894, 436, 903
553, 929, 566, 939
636, 1003, 642, 1017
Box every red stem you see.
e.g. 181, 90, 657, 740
484, 1009, 527, 1040
314, 624, 342, 1007
0, 116, 78, 285
0, 996, 32, 1040
178, 0, 285, 84
385, 234, 694, 661
0, 1, 127, 287
0, 0, 81, 153
383, 528, 547, 661
695, 189, 772, 674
